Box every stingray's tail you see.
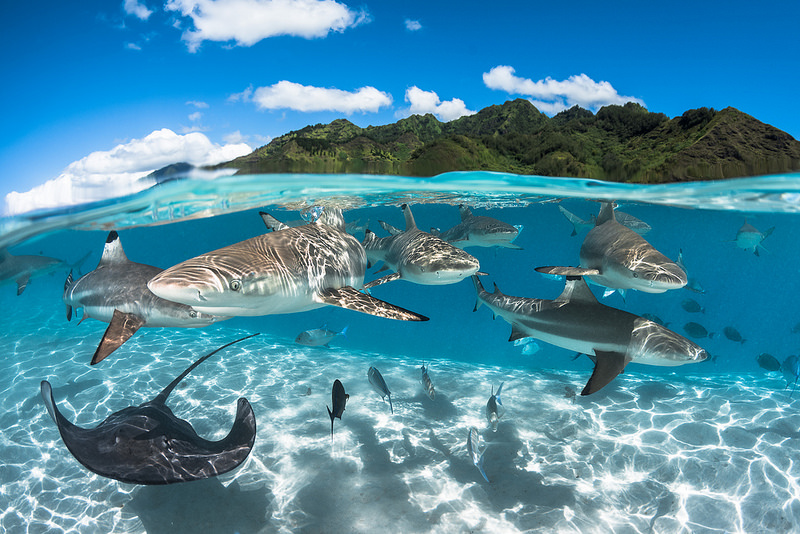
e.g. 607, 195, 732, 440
154, 333, 259, 404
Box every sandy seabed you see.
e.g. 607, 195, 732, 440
0, 304, 798, 534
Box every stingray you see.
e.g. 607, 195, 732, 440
41, 334, 259, 485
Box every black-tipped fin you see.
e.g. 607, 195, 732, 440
536, 266, 600, 277
581, 350, 628, 395
364, 272, 401, 289
260, 211, 289, 231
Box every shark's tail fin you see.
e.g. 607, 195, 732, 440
340, 325, 349, 338
327, 405, 335, 439
64, 270, 74, 321
472, 275, 486, 312
388, 394, 394, 415
69, 251, 92, 277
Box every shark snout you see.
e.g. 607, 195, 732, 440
148, 266, 227, 306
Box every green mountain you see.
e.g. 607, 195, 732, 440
218, 100, 800, 183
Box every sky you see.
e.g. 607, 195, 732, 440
2, 0, 799, 214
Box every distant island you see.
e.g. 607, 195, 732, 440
208, 100, 800, 183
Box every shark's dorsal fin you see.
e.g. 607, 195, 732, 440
97, 231, 129, 268
458, 205, 473, 221
260, 211, 289, 232
317, 208, 346, 232
557, 277, 598, 304
402, 204, 417, 231
595, 202, 616, 226
581, 350, 628, 395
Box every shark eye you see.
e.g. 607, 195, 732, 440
230, 279, 242, 291
632, 272, 639, 278
189, 310, 197, 318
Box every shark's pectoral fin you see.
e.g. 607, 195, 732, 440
16, 274, 30, 295
364, 272, 401, 289
373, 264, 390, 274
581, 350, 628, 396
317, 286, 428, 321
508, 324, 532, 342
535, 266, 600, 277
501, 243, 523, 250
91, 309, 146, 365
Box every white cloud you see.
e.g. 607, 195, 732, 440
4, 129, 252, 215
243, 80, 393, 114
405, 19, 421, 31
186, 100, 209, 108
125, 42, 143, 51
400, 86, 476, 122
483, 65, 644, 115
123, 0, 153, 20
188, 111, 203, 122
165, 0, 370, 52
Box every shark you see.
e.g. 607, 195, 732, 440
472, 275, 708, 395
147, 208, 427, 322
0, 248, 89, 295
63, 231, 224, 365
558, 204, 651, 237
41, 334, 258, 485
735, 219, 774, 256
539, 202, 686, 295
430, 205, 522, 249
361, 204, 481, 289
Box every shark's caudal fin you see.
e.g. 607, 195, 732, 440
477, 453, 490, 483
327, 405, 335, 438
91, 310, 146, 365
581, 350, 628, 395
495, 382, 504, 404
316, 286, 428, 321
378, 220, 403, 236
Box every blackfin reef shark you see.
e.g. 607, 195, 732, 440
63, 231, 223, 365
362, 204, 481, 289
472, 275, 708, 395
539, 201, 686, 296
147, 208, 428, 322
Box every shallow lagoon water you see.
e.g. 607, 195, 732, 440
2, 172, 800, 533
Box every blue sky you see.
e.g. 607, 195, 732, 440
2, 0, 799, 213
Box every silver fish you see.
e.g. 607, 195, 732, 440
486, 382, 505, 432
368, 366, 393, 414
420, 362, 436, 400
295, 325, 348, 347
467, 427, 489, 483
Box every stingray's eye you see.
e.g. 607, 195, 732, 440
230, 279, 242, 291
189, 310, 197, 318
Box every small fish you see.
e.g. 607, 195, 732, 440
756, 353, 781, 372
564, 385, 577, 403
682, 322, 711, 339
368, 366, 393, 414
681, 298, 705, 314
676, 249, 705, 294
485, 382, 505, 432
735, 219, 774, 256
326, 379, 349, 440
420, 362, 436, 400
641, 313, 668, 326
467, 427, 489, 483
781, 355, 800, 395
295, 325, 348, 347
723, 326, 745, 344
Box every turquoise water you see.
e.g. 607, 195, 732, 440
2, 171, 800, 533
